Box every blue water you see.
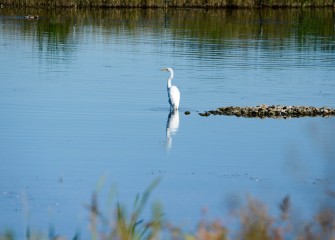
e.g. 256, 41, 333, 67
0, 8, 335, 237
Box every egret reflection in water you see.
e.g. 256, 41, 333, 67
166, 110, 180, 150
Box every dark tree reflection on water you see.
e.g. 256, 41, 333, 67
1, 8, 334, 54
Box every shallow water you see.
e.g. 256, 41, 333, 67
0, 7, 335, 237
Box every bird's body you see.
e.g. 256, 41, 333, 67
161, 68, 180, 111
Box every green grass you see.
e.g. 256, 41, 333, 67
1, 180, 334, 240
0, 0, 333, 7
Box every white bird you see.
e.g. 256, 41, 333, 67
161, 68, 180, 111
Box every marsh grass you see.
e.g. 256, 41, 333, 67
88, 178, 163, 240
1, 183, 334, 240
0, 0, 333, 7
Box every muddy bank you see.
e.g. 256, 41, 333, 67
0, 0, 334, 8
198, 105, 335, 118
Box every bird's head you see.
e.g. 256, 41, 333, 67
161, 68, 173, 73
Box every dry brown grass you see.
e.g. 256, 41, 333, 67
1, 189, 335, 240
0, 0, 333, 7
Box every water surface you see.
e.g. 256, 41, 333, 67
0, 7, 335, 237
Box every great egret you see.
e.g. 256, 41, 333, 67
161, 68, 180, 111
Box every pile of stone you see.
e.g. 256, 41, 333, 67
198, 105, 335, 118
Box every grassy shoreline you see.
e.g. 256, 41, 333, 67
0, 0, 334, 8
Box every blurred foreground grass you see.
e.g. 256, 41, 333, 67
1, 179, 334, 240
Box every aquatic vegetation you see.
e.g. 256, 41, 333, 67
199, 105, 335, 118
1, 182, 334, 240
88, 178, 163, 240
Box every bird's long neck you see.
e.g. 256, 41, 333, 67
167, 70, 173, 89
